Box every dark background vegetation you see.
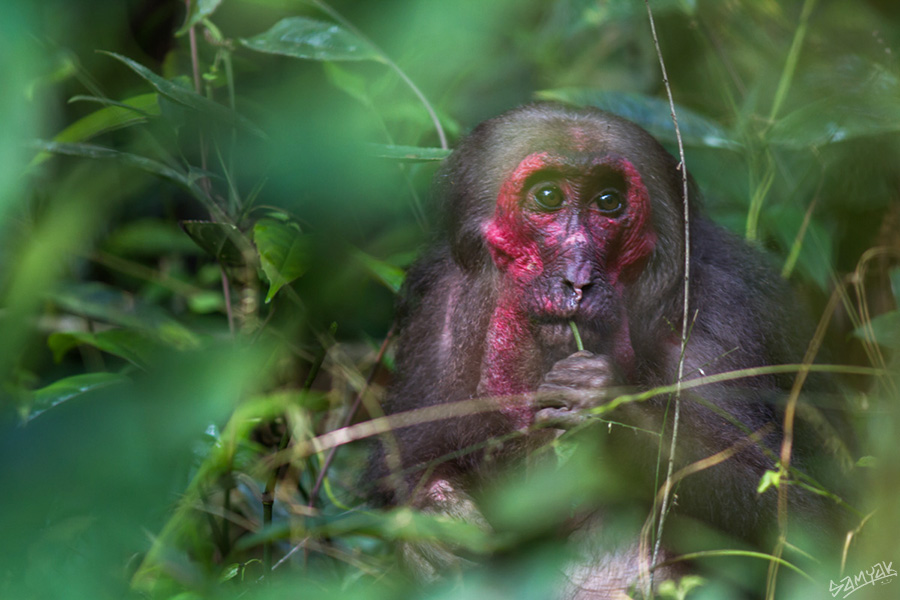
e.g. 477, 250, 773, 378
1, 0, 899, 598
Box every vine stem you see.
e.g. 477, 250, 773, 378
643, 0, 691, 593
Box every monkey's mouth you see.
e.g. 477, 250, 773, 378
533, 288, 612, 321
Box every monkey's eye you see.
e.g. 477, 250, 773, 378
595, 188, 624, 215
530, 183, 564, 210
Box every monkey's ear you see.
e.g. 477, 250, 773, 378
433, 148, 496, 272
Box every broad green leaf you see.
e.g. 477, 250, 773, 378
352, 249, 405, 293
768, 95, 900, 148
32, 94, 160, 167
853, 310, 900, 350
104, 218, 202, 256
187, 290, 225, 314
31, 140, 200, 196
25, 372, 130, 422
176, 0, 222, 36
253, 218, 311, 303
48, 329, 162, 367
240, 17, 380, 62
769, 60, 900, 148
856, 456, 877, 468
50, 283, 200, 347
368, 143, 452, 162
180, 220, 247, 266
100, 51, 266, 138
323, 62, 370, 105
536, 88, 739, 150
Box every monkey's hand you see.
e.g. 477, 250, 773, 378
534, 351, 618, 429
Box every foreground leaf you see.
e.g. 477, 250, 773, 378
25, 372, 130, 422
48, 330, 163, 367
100, 51, 265, 138
253, 218, 311, 303
352, 249, 405, 293
241, 17, 380, 62
181, 220, 247, 266
31, 140, 201, 196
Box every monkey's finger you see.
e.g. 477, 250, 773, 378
534, 406, 590, 429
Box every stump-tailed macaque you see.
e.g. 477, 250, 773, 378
368, 103, 841, 597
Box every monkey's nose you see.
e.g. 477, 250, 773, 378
562, 278, 590, 303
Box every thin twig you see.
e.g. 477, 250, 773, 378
644, 0, 691, 592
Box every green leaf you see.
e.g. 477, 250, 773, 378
187, 290, 225, 314
31, 140, 201, 196
99, 51, 266, 138
50, 283, 201, 348
768, 95, 900, 148
48, 330, 162, 367
180, 220, 248, 266
323, 62, 370, 105
853, 310, 900, 350
26, 372, 130, 422
536, 88, 739, 150
176, 0, 222, 36
368, 143, 452, 162
104, 218, 202, 256
58, 94, 158, 142
352, 249, 405, 293
856, 456, 877, 469
30, 95, 160, 167
253, 218, 311, 303
240, 17, 380, 62
757, 469, 781, 493
768, 61, 900, 148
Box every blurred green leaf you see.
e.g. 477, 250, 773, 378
30, 94, 159, 167
25, 372, 130, 422
181, 220, 247, 266
100, 51, 266, 138
104, 219, 202, 256
176, 0, 222, 36
768, 96, 900, 148
48, 329, 162, 367
253, 218, 311, 303
770, 204, 833, 290
854, 310, 900, 350
352, 249, 405, 293
536, 88, 739, 149
240, 17, 380, 62
31, 140, 200, 196
769, 61, 900, 148
187, 290, 225, 314
50, 282, 201, 347
368, 143, 451, 162
324, 62, 370, 105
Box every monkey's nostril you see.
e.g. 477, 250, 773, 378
562, 279, 583, 303
563, 279, 592, 303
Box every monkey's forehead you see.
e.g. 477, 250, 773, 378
484, 112, 668, 177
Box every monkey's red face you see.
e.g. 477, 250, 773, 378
483, 151, 656, 324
